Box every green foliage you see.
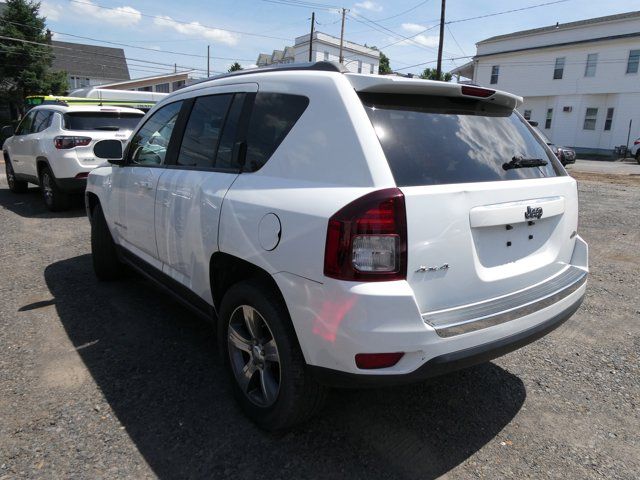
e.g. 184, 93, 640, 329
0, 0, 67, 117
378, 51, 392, 75
419, 68, 452, 82
228, 62, 243, 72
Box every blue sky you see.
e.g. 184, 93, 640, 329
36, 0, 640, 78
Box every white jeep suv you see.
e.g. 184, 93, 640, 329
86, 62, 588, 431
3, 104, 144, 211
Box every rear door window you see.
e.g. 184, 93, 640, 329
63, 112, 144, 131
244, 92, 309, 172
177, 94, 232, 168
360, 93, 563, 187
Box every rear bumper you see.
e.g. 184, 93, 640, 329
309, 292, 583, 388
275, 235, 588, 379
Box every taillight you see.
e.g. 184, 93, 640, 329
324, 188, 407, 281
634, 140, 640, 145
461, 85, 495, 98
54, 136, 91, 149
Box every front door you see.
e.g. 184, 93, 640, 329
113, 100, 183, 269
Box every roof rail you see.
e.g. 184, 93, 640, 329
194, 61, 348, 85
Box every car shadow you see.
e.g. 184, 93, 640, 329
44, 254, 526, 480
0, 186, 86, 218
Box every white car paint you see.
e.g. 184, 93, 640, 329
87, 67, 588, 377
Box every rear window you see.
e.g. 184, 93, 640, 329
360, 93, 564, 187
63, 112, 144, 131
244, 92, 309, 172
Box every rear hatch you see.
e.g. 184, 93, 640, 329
354, 78, 578, 314
62, 109, 144, 164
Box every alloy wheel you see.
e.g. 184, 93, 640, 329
228, 305, 281, 407
42, 172, 53, 205
6, 162, 15, 189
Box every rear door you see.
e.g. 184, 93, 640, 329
360, 92, 578, 314
155, 85, 255, 290
112, 101, 183, 269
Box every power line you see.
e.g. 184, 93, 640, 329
446, 0, 571, 25
68, 0, 292, 41
0, 18, 254, 62
369, 0, 432, 23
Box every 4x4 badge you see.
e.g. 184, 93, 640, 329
416, 263, 449, 273
525, 206, 543, 220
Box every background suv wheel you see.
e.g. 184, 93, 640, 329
39, 166, 70, 212
220, 280, 327, 432
5, 158, 28, 193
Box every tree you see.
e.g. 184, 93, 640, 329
228, 62, 243, 72
0, 0, 67, 119
419, 67, 452, 82
378, 51, 392, 75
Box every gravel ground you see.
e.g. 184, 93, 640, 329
0, 172, 638, 480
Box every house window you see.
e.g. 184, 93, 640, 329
138, 86, 152, 92
490, 65, 499, 84
358, 60, 362, 73
583, 108, 598, 130
604, 108, 614, 131
523, 110, 532, 120
545, 108, 553, 129
626, 49, 640, 74
370, 64, 374, 74
155, 83, 170, 93
553, 57, 565, 79
324, 51, 329, 61
172, 80, 185, 91
584, 53, 598, 77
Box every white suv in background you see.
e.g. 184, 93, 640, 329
86, 62, 588, 431
3, 105, 144, 211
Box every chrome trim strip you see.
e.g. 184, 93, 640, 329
422, 266, 588, 338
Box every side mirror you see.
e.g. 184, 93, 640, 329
94, 139, 124, 165
1, 125, 15, 138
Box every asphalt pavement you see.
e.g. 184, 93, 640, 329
0, 171, 638, 479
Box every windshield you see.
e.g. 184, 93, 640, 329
360, 93, 563, 187
63, 112, 144, 131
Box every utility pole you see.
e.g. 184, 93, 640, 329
309, 11, 315, 62
436, 0, 446, 80
174, 63, 177, 73
339, 8, 347, 63
207, 45, 210, 77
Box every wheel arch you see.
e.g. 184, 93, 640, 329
36, 156, 51, 177
209, 252, 287, 312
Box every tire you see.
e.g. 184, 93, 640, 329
636, 151, 640, 165
220, 280, 327, 432
39, 166, 70, 211
5, 157, 28, 193
91, 204, 123, 281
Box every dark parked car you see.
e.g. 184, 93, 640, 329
529, 121, 576, 166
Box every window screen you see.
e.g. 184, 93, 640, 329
585, 54, 598, 77
178, 94, 232, 168
360, 93, 562, 187
244, 92, 309, 172
604, 108, 614, 131
583, 108, 598, 130
553, 57, 565, 79
490, 65, 499, 84
627, 49, 640, 74
545, 108, 553, 129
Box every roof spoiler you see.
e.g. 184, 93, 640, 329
346, 74, 522, 110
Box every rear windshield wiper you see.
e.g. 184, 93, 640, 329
503, 156, 548, 170
93, 126, 120, 131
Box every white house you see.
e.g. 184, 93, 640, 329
257, 32, 380, 74
452, 11, 640, 154
293, 31, 380, 74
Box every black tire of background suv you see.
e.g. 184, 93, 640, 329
220, 280, 327, 432
39, 166, 71, 212
5, 158, 29, 193
91, 204, 123, 281
636, 151, 640, 165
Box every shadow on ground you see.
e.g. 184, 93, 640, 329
0, 186, 85, 218
43, 254, 526, 479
